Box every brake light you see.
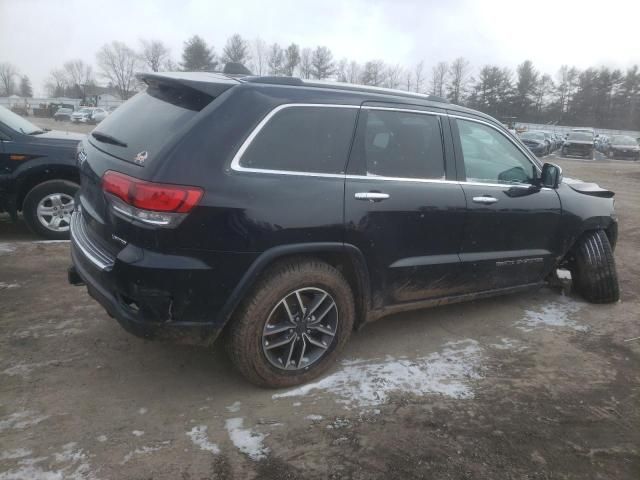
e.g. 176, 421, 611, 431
102, 171, 203, 213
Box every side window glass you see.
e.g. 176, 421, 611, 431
457, 119, 535, 185
240, 106, 357, 174
363, 110, 445, 179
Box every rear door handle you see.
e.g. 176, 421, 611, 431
472, 196, 498, 204
354, 192, 390, 201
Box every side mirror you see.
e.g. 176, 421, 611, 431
540, 162, 563, 189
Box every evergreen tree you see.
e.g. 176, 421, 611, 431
181, 35, 216, 71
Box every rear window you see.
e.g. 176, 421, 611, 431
239, 106, 358, 174
568, 132, 593, 141
362, 110, 445, 179
89, 84, 212, 164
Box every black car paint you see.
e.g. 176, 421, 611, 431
0, 124, 84, 219
69, 74, 618, 346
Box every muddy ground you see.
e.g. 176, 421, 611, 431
1, 156, 639, 479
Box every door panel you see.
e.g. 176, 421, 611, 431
346, 178, 466, 305
344, 106, 465, 307
459, 184, 561, 289
452, 117, 562, 290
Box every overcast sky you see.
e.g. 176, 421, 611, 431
1, 0, 640, 96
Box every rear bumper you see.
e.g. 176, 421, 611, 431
609, 149, 639, 159
68, 210, 256, 345
70, 242, 222, 345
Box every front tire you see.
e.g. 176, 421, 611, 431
571, 230, 619, 303
226, 258, 355, 388
22, 180, 78, 240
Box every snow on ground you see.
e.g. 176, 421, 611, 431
225, 418, 269, 461
0, 443, 98, 480
0, 282, 19, 290
0, 243, 16, 256
226, 401, 241, 413
0, 410, 49, 432
516, 298, 586, 332
186, 425, 220, 455
273, 340, 483, 408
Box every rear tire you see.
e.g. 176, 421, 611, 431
571, 230, 619, 303
22, 180, 78, 240
226, 258, 355, 388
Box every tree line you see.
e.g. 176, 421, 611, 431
1, 33, 639, 130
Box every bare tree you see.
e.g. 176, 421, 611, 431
360, 60, 386, 86
404, 70, 413, 91
311, 46, 334, 80
251, 38, 267, 75
447, 57, 471, 104
335, 58, 349, 83
0, 62, 19, 95
221, 33, 251, 65
346, 61, 360, 84
97, 42, 140, 100
282, 43, 300, 76
299, 48, 313, 79
63, 60, 94, 98
45, 68, 69, 97
430, 61, 448, 97
140, 39, 170, 72
414, 60, 425, 93
384, 64, 403, 89
267, 43, 284, 75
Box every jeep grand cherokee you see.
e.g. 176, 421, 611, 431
68, 72, 619, 387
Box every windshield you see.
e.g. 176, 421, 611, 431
0, 105, 42, 135
521, 132, 545, 141
611, 135, 637, 145
568, 132, 593, 141
78, 108, 92, 114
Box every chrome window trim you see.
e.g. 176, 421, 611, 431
362, 105, 443, 116
229, 103, 548, 191
230, 103, 360, 176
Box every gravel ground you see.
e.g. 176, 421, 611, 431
0, 157, 638, 479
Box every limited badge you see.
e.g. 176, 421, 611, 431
134, 151, 148, 166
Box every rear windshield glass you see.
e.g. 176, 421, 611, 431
611, 135, 637, 145
240, 106, 358, 174
521, 132, 545, 141
568, 132, 593, 141
89, 84, 213, 163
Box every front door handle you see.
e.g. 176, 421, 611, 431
354, 192, 390, 202
472, 195, 498, 204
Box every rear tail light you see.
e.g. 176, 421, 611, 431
102, 171, 203, 226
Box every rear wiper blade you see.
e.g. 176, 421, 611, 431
91, 131, 128, 147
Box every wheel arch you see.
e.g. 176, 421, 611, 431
217, 243, 372, 330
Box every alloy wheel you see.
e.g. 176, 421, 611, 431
36, 193, 74, 232
262, 287, 339, 371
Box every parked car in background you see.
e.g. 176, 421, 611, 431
68, 71, 619, 387
70, 107, 108, 124
606, 135, 640, 160
541, 131, 556, 151
0, 105, 84, 239
70, 107, 94, 123
562, 131, 594, 158
54, 107, 73, 122
553, 133, 564, 149
88, 108, 108, 124
519, 130, 549, 156
595, 135, 609, 153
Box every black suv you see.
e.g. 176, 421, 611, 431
1, 106, 84, 239
68, 72, 619, 387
